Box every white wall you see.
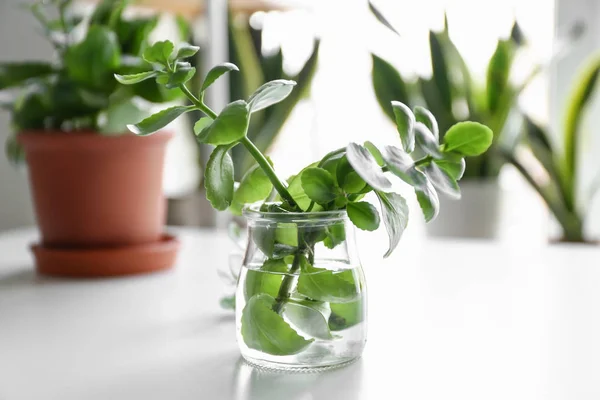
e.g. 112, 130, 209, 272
0, 0, 53, 232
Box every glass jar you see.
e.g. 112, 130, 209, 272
235, 207, 367, 371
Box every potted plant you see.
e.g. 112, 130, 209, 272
116, 39, 492, 370
2, 0, 181, 276
370, 7, 535, 238
503, 54, 600, 243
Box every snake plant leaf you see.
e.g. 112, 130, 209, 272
201, 62, 239, 92
248, 79, 297, 113
375, 191, 409, 258
241, 294, 313, 356
391, 101, 415, 152
510, 20, 526, 46
563, 54, 600, 210
429, 30, 452, 115
372, 54, 410, 121
524, 117, 561, 184
346, 142, 392, 191
486, 39, 514, 114
368, 0, 400, 36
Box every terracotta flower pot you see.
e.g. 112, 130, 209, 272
19, 130, 172, 248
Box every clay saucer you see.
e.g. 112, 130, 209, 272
31, 234, 180, 278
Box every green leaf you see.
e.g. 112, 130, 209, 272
413, 106, 439, 141
65, 26, 120, 90
204, 145, 235, 210
434, 158, 466, 180
241, 294, 313, 356
201, 62, 239, 92
414, 122, 442, 158
369, 0, 400, 36
415, 182, 439, 222
486, 39, 514, 114
220, 295, 235, 310
346, 142, 392, 191
275, 223, 298, 247
175, 43, 200, 59
114, 70, 159, 85
99, 100, 148, 135
423, 163, 460, 199
143, 40, 174, 66
323, 222, 346, 249
347, 201, 380, 231
166, 64, 195, 89
563, 54, 600, 210
193, 117, 213, 136
196, 100, 249, 145
244, 259, 287, 299
286, 169, 313, 211
297, 257, 359, 303
443, 121, 493, 156
375, 191, 408, 257
329, 300, 364, 331
371, 54, 410, 121
364, 141, 384, 166
230, 164, 273, 215
382, 145, 428, 188
0, 62, 54, 90
429, 30, 452, 114
252, 226, 276, 257
301, 167, 338, 204
342, 172, 366, 194
248, 79, 297, 113
283, 300, 333, 340
391, 101, 415, 152
127, 105, 194, 136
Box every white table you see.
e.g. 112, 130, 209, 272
1, 227, 599, 400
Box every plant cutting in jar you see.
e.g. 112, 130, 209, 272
116, 40, 493, 370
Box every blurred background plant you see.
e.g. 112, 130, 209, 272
504, 54, 600, 242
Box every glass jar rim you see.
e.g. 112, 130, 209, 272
243, 203, 348, 224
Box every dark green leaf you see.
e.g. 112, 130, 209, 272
486, 40, 513, 113
241, 294, 313, 356
413, 106, 439, 140
0, 62, 54, 90
382, 145, 428, 188
166, 64, 195, 89
347, 201, 380, 231
244, 259, 287, 299
201, 62, 239, 92
114, 70, 158, 85
127, 105, 193, 135
175, 43, 200, 59
65, 26, 120, 90
323, 222, 346, 249
342, 172, 366, 194
391, 101, 415, 152
443, 121, 493, 156
369, 0, 400, 36
371, 54, 410, 121
248, 79, 296, 113
196, 100, 249, 145
346, 142, 392, 191
429, 30, 452, 114
297, 257, 359, 303
143, 40, 174, 66
434, 158, 466, 180
375, 191, 408, 257
415, 182, 439, 222
414, 122, 442, 158
423, 163, 460, 199
204, 145, 235, 210
329, 300, 364, 331
301, 167, 338, 204
252, 225, 276, 257
510, 20, 525, 46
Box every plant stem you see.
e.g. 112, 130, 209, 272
273, 250, 302, 314
178, 83, 298, 209
414, 155, 432, 167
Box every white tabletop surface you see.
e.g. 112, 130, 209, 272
1, 227, 599, 400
